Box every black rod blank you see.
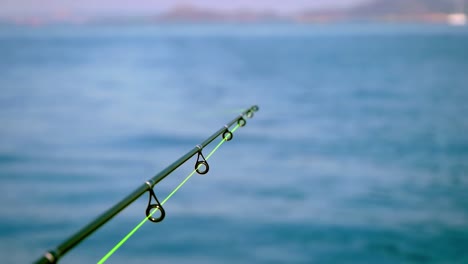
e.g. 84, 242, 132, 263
35, 105, 259, 264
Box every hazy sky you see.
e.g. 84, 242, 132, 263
0, 0, 368, 17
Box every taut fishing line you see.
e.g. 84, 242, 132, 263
97, 124, 241, 263
34, 105, 258, 264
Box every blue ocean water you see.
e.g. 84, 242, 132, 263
0, 24, 467, 263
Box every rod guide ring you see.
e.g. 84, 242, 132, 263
238, 117, 246, 127
145, 183, 165, 223
195, 149, 209, 175
222, 125, 233, 141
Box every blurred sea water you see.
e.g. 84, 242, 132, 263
0, 24, 467, 263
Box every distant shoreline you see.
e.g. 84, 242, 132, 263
1, 19, 467, 28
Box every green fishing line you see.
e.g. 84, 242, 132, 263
97, 124, 241, 264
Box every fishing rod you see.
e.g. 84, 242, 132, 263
35, 105, 259, 264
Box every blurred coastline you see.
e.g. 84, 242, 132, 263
1, 0, 467, 27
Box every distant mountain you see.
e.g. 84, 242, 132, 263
349, 0, 461, 15
4, 0, 466, 26
297, 0, 465, 23
154, 4, 284, 23
157, 0, 466, 23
